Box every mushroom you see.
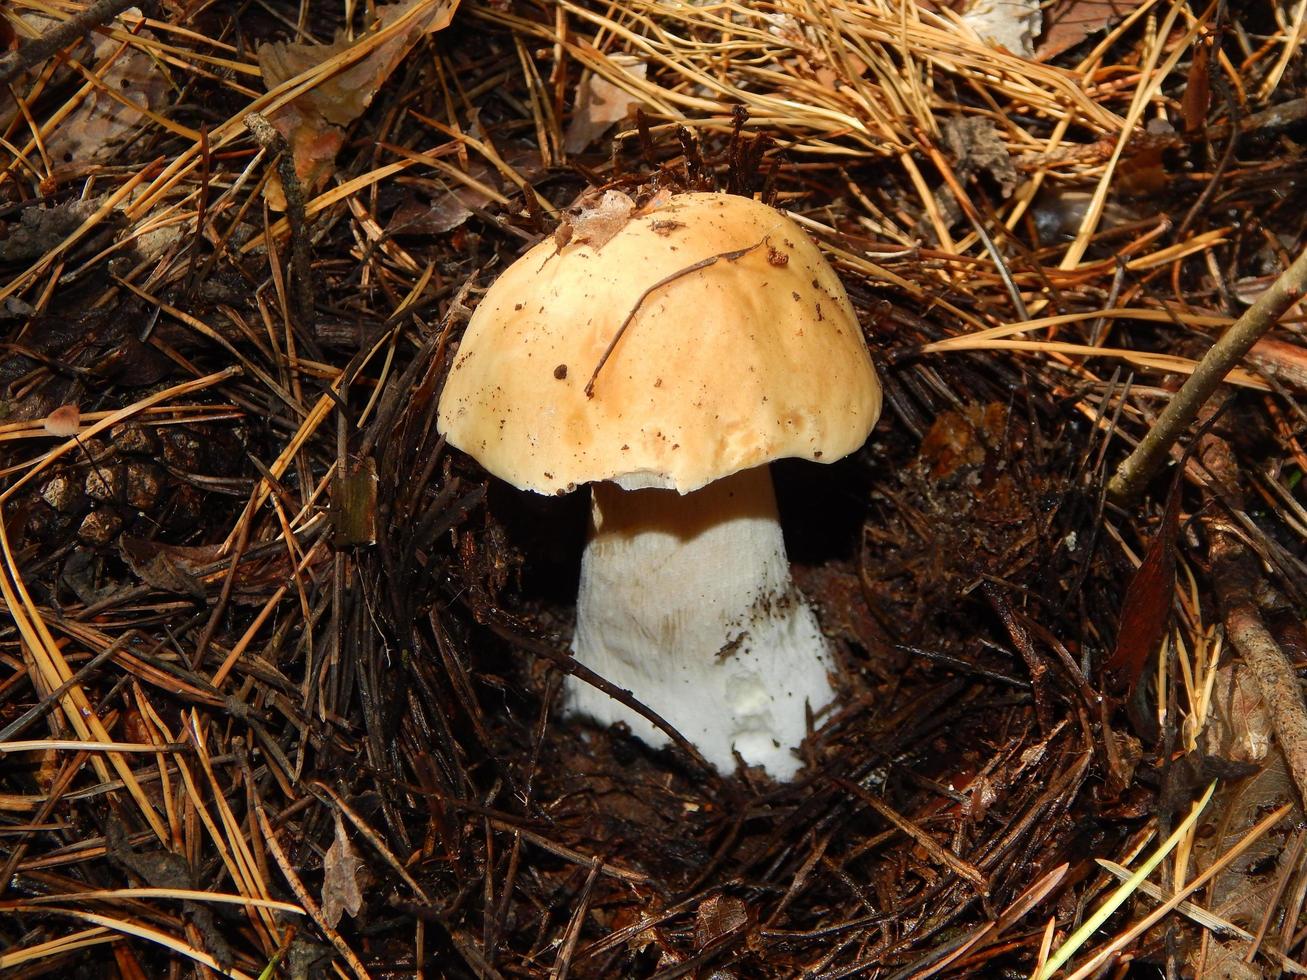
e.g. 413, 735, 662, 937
437, 191, 881, 778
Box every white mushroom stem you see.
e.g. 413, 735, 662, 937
566, 466, 836, 779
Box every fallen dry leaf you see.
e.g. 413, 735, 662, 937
1104, 464, 1182, 697
119, 539, 207, 598
1203, 663, 1273, 765
1035, 0, 1136, 62
321, 814, 367, 928
693, 893, 750, 949
255, 102, 346, 211
14, 8, 169, 168
390, 185, 474, 235
386, 147, 545, 236
564, 56, 648, 153
941, 116, 1018, 198
49, 50, 167, 166
257, 0, 460, 208
1187, 753, 1300, 979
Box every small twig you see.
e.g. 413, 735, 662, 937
0, 635, 131, 742
550, 858, 601, 980
1226, 605, 1307, 802
0, 0, 138, 85
1107, 242, 1307, 504
482, 616, 719, 778
585, 240, 764, 398
73, 433, 118, 503
254, 798, 372, 980
981, 582, 1052, 734
915, 129, 1028, 321
244, 112, 315, 336
1202, 426, 1307, 809
310, 783, 432, 904
190, 505, 253, 671
0, 750, 90, 901
484, 819, 647, 884
838, 779, 989, 895
1175, 76, 1240, 242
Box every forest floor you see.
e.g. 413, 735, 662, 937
2, 0, 1307, 977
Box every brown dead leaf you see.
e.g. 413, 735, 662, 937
119, 537, 216, 597
564, 57, 648, 153
259, 0, 460, 126
1197, 949, 1262, 980
694, 893, 750, 948
46, 31, 169, 166
257, 102, 346, 211
964, 773, 998, 821
1115, 132, 1173, 196
941, 117, 1018, 199
636, 186, 676, 216
121, 549, 206, 598
1203, 663, 1273, 765
321, 814, 367, 928
917, 403, 1007, 479
1183, 35, 1213, 135
257, 0, 460, 208
1035, 0, 1135, 62
1188, 753, 1300, 979
56, 53, 167, 164
1105, 464, 1182, 697
390, 190, 473, 235
387, 147, 544, 236
119, 537, 223, 570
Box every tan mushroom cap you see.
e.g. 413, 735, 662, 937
437, 191, 882, 495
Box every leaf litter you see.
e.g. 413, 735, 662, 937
0, 0, 1306, 978
256, 0, 461, 208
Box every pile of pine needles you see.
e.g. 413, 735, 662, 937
2, 0, 1307, 976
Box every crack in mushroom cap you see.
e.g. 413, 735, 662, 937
437, 192, 882, 495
